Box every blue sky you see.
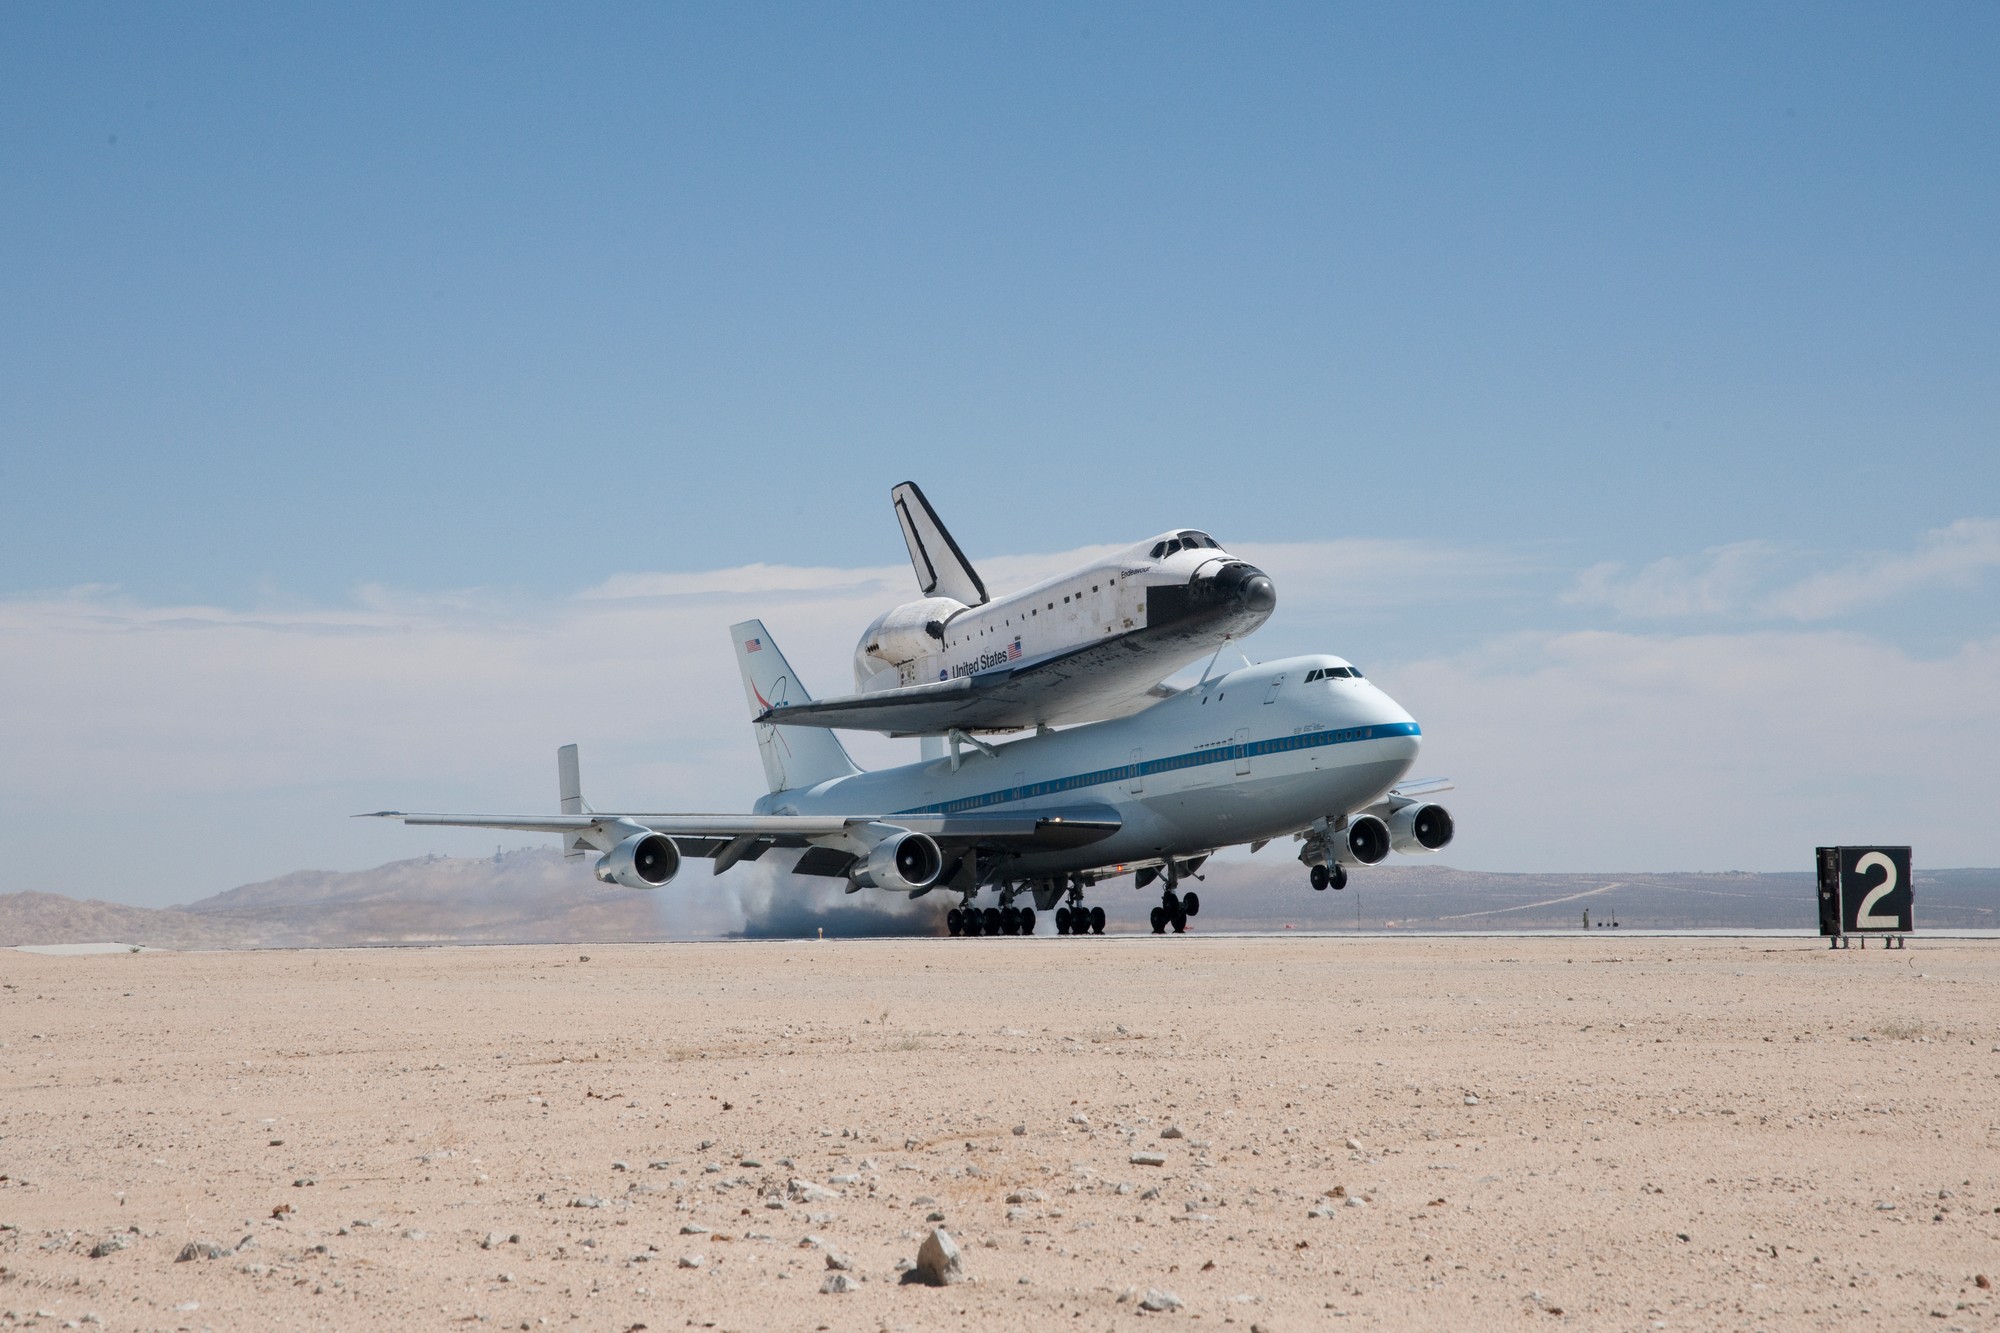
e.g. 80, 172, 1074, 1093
2, 4, 1996, 904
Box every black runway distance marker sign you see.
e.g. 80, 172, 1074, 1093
1816, 846, 1913, 935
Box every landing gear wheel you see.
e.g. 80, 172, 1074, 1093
1330, 864, 1348, 891
1171, 905, 1187, 933
1149, 906, 1167, 934
1055, 907, 1072, 935
947, 908, 963, 936
983, 906, 1002, 935
963, 908, 982, 937
1000, 906, 1020, 935
1310, 863, 1330, 891
1181, 892, 1200, 918
1090, 905, 1106, 934
1019, 908, 1035, 935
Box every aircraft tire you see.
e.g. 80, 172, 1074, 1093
1182, 891, 1200, 917
1055, 907, 1071, 935
1310, 864, 1329, 891
963, 909, 981, 937
1171, 906, 1187, 933
983, 907, 1002, 936
947, 908, 962, 936
1149, 906, 1166, 934
1330, 864, 1348, 891
1090, 906, 1106, 934
1020, 908, 1036, 935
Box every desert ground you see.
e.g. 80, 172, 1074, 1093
1, 936, 1995, 1331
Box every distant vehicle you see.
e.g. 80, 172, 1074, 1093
754, 481, 1277, 736
366, 621, 1455, 936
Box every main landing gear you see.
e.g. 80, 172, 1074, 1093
1309, 862, 1348, 891
1054, 874, 1106, 936
946, 903, 1037, 937
1055, 904, 1107, 936
1149, 886, 1201, 934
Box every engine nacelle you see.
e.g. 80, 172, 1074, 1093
1388, 803, 1454, 854
855, 830, 944, 893
595, 832, 681, 889
1333, 814, 1391, 867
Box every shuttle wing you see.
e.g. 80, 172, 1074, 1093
756, 632, 1181, 735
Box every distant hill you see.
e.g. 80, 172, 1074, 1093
2, 850, 1993, 947
0, 849, 667, 949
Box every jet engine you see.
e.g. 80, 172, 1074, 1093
855, 830, 944, 893
1388, 803, 1454, 854
1332, 814, 1392, 867
595, 831, 681, 889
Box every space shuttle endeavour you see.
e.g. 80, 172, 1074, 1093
755, 482, 1276, 736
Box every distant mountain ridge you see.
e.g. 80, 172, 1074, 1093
2, 850, 1994, 947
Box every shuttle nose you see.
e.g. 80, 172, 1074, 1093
1203, 561, 1277, 615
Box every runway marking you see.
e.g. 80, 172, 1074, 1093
1436, 882, 1625, 921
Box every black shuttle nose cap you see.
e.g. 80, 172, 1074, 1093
1239, 571, 1276, 613
1201, 561, 1277, 614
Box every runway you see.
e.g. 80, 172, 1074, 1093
1, 937, 1994, 1329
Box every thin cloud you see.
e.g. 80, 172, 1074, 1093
1563, 541, 1782, 618
1563, 519, 2000, 622
1764, 517, 2000, 620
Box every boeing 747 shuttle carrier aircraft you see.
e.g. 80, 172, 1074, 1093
756, 482, 1277, 736
369, 621, 1454, 935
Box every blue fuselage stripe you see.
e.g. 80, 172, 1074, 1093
893, 721, 1421, 816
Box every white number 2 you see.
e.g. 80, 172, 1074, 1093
1852, 852, 1901, 929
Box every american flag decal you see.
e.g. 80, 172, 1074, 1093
1007, 637, 1022, 661
746, 638, 762, 653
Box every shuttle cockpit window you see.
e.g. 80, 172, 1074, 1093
1178, 530, 1219, 548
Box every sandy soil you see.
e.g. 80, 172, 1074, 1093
1, 936, 1995, 1331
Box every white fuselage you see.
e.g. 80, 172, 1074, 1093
760, 653, 1418, 879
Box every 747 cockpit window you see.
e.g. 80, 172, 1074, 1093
1304, 666, 1364, 682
